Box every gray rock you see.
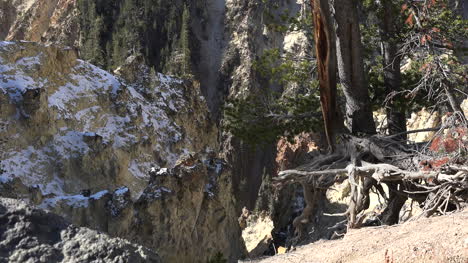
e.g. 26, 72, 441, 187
0, 198, 161, 263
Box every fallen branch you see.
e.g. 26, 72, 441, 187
276, 163, 467, 183
386, 127, 442, 139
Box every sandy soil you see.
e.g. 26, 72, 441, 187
244, 209, 468, 263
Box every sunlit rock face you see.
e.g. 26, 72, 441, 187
0, 0, 78, 45
29, 155, 245, 263
0, 0, 316, 261
0, 41, 245, 263
0, 41, 216, 198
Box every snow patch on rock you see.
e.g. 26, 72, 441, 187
0, 41, 215, 198
39, 190, 109, 209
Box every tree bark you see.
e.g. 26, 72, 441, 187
310, 0, 341, 151
381, 0, 406, 139
379, 182, 408, 225
334, 0, 376, 135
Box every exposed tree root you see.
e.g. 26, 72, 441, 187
274, 134, 468, 245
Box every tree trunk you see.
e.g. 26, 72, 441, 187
381, 0, 406, 139
379, 182, 408, 225
334, 0, 376, 135
310, 0, 341, 151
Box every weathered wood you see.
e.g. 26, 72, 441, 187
310, 0, 340, 151
276, 163, 467, 183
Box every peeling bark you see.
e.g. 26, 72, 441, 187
310, 0, 341, 151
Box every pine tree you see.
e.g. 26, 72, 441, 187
180, 4, 192, 76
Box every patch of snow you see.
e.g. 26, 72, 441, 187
204, 183, 215, 198
90, 190, 109, 199
157, 73, 183, 85
39, 190, 109, 209
0, 175, 10, 184
52, 131, 90, 156
0, 41, 15, 50
15, 53, 42, 68
0, 146, 55, 190
152, 187, 172, 199
114, 186, 129, 196
156, 168, 168, 175
215, 163, 223, 175
0, 42, 202, 198
74, 106, 101, 121
0, 64, 47, 103
37, 175, 65, 195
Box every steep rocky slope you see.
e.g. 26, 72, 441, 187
1, 0, 313, 210
35, 155, 245, 263
0, 197, 161, 263
0, 0, 315, 261
0, 41, 216, 197
0, 41, 242, 262
1, 1, 467, 262
0, 0, 78, 44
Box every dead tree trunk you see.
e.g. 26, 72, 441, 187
334, 0, 376, 135
310, 0, 341, 151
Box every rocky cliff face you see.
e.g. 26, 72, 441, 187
0, 41, 240, 262
0, 0, 313, 261
0, 0, 78, 45
0, 0, 312, 208
0, 41, 216, 197
35, 155, 245, 262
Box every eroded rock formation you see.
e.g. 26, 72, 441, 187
0, 0, 315, 261
0, 41, 216, 198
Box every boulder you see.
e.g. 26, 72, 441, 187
0, 197, 161, 263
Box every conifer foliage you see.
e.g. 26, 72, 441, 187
77, 0, 199, 75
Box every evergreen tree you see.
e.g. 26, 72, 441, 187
180, 4, 192, 76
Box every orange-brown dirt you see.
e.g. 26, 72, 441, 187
246, 209, 468, 263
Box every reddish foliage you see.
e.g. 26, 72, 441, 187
405, 13, 414, 26
429, 127, 467, 153
420, 34, 433, 45
421, 35, 427, 45
430, 157, 450, 168
429, 136, 442, 152
443, 137, 458, 153
419, 157, 449, 171
443, 39, 454, 49
401, 3, 408, 13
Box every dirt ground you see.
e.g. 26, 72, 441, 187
244, 209, 468, 263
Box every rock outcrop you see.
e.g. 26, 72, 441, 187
34, 154, 245, 262
0, 0, 78, 45
0, 41, 237, 262
1, 0, 313, 212
0, 0, 315, 261
0, 197, 161, 263
0, 41, 216, 198
241, 211, 275, 258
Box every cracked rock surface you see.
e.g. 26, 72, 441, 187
0, 198, 161, 263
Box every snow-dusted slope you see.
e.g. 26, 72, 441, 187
0, 41, 217, 197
